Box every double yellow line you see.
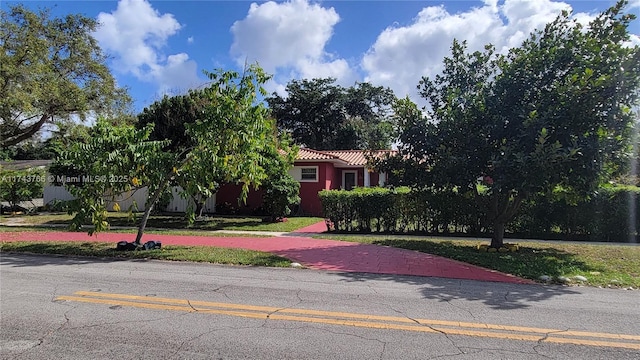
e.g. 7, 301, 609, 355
56, 291, 640, 350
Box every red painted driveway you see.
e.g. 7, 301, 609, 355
1, 228, 533, 284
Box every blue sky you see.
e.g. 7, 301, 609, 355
5, 0, 640, 112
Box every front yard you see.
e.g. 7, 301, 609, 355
2, 213, 638, 289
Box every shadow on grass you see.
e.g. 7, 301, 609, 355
41, 217, 302, 231
43, 216, 198, 229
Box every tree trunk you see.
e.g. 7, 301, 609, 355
189, 193, 207, 219
134, 182, 169, 245
195, 199, 205, 218
487, 192, 525, 249
491, 222, 505, 248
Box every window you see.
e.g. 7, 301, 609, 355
300, 167, 318, 181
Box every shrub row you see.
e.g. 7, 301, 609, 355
510, 186, 640, 242
320, 187, 487, 234
319, 186, 640, 242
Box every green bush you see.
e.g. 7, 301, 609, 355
587, 187, 639, 242
320, 186, 485, 234
320, 187, 400, 232
262, 173, 300, 222
509, 186, 639, 242
320, 185, 639, 242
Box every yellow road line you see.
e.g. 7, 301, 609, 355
71, 291, 640, 341
56, 292, 640, 351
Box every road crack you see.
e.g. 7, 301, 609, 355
266, 289, 304, 319
401, 312, 464, 358
24, 302, 76, 355
440, 296, 477, 320
533, 329, 569, 358
300, 325, 388, 358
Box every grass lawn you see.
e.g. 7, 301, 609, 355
0, 213, 323, 232
317, 234, 640, 288
0, 226, 273, 237
0, 241, 292, 267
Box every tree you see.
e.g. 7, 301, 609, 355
394, 1, 640, 248
0, 168, 45, 214
267, 79, 397, 150
0, 5, 130, 148
136, 86, 299, 220
53, 120, 170, 236
137, 90, 212, 217
137, 92, 206, 152
56, 65, 290, 245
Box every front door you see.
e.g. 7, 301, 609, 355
343, 171, 356, 190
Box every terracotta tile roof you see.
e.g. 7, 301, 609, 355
294, 148, 397, 166
324, 150, 397, 166
296, 148, 340, 161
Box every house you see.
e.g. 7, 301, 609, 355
30, 148, 395, 216
216, 148, 396, 216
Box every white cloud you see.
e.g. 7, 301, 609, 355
94, 0, 203, 93
152, 53, 201, 94
295, 58, 352, 82
362, 0, 597, 102
230, 0, 355, 91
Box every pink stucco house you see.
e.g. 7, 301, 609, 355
216, 148, 396, 216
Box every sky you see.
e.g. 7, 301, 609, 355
5, 0, 640, 112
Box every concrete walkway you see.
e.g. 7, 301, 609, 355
1, 221, 533, 284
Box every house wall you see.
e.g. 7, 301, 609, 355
165, 186, 216, 214
215, 183, 264, 214
104, 188, 149, 212
292, 162, 334, 216
43, 185, 215, 213
370, 172, 380, 187
44, 186, 75, 204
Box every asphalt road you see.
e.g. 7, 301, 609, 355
1, 253, 639, 359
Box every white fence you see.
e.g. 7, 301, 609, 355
43, 185, 215, 213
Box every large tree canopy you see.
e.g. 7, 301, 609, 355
391, 0, 640, 248
136, 91, 208, 152
267, 79, 397, 150
0, 5, 130, 148
136, 86, 299, 219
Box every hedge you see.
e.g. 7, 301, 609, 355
319, 186, 639, 242
509, 186, 640, 242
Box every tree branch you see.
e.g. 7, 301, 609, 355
1, 113, 51, 147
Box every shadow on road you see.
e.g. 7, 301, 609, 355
0, 251, 149, 268
1, 250, 583, 311
336, 271, 582, 310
